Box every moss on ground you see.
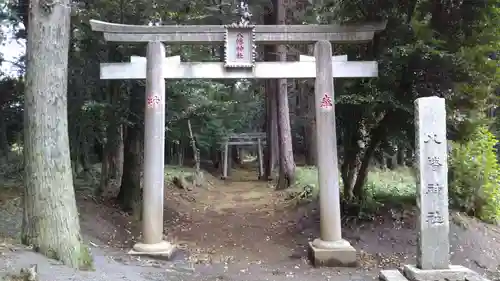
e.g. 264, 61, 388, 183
78, 243, 94, 271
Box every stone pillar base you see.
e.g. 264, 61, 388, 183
380, 264, 486, 281
128, 240, 176, 259
308, 239, 357, 267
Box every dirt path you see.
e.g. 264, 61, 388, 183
1, 168, 500, 281
162, 168, 297, 263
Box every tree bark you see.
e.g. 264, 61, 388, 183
22, 0, 92, 268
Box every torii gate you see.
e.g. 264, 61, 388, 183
90, 19, 385, 267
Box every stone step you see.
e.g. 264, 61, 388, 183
466, 275, 492, 281
380, 270, 408, 281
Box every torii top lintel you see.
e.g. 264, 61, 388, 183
89, 20, 386, 44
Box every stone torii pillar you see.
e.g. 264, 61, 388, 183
128, 42, 176, 257
307, 41, 357, 267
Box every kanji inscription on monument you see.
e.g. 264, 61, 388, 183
423, 133, 442, 144
425, 183, 443, 194
427, 156, 443, 171
224, 25, 255, 68
425, 211, 445, 225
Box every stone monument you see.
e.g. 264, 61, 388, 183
380, 96, 488, 281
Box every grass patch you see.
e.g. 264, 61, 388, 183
289, 166, 417, 207
364, 167, 417, 204
291, 166, 321, 198
164, 165, 198, 182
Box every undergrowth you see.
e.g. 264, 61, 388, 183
0, 150, 24, 181
449, 126, 500, 224
287, 166, 417, 212
164, 165, 198, 182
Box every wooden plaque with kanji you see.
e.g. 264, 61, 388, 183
224, 26, 255, 68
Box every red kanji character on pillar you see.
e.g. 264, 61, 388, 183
147, 95, 161, 109
320, 93, 333, 110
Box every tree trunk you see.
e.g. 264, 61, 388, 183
275, 57, 296, 189
275, 0, 295, 190
341, 145, 361, 200
405, 146, 414, 166
263, 80, 279, 179
117, 123, 143, 219
68, 90, 82, 176
341, 113, 363, 199
177, 142, 184, 166
98, 46, 126, 196
351, 137, 382, 199
79, 137, 93, 176
0, 110, 10, 158
374, 149, 387, 169
231, 145, 241, 165
67, 26, 83, 178
22, 0, 92, 268
117, 82, 143, 219
342, 113, 392, 201
99, 123, 124, 197
262, 3, 279, 180
396, 144, 405, 167
210, 145, 221, 169
304, 81, 317, 165
386, 153, 395, 170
